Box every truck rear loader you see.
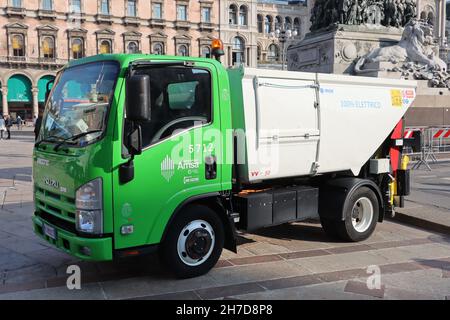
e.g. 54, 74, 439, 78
32, 54, 415, 278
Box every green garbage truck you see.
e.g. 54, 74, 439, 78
33, 53, 415, 278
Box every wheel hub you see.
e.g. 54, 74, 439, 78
185, 228, 212, 260
351, 197, 374, 233
177, 219, 215, 266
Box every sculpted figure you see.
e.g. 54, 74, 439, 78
403, 0, 416, 25
347, 0, 359, 25
384, 0, 397, 26
354, 19, 447, 74
338, 0, 351, 24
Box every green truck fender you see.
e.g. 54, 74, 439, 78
160, 192, 237, 253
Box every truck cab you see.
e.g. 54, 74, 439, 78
33, 54, 235, 276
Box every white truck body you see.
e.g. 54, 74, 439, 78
237, 68, 417, 183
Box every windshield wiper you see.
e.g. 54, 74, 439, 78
53, 130, 103, 151
35, 135, 64, 148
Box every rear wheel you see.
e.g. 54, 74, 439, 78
321, 187, 379, 242
160, 204, 224, 278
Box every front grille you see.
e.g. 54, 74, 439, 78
35, 186, 77, 232
36, 210, 77, 234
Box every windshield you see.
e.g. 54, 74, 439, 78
39, 61, 119, 146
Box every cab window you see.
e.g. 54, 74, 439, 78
129, 66, 212, 148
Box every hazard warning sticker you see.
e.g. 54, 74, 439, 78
390, 89, 402, 107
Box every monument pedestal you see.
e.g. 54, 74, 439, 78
287, 24, 403, 74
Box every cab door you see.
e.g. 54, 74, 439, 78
112, 61, 223, 249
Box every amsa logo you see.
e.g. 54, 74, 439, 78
44, 177, 59, 189
161, 155, 175, 182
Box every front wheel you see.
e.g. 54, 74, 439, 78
160, 204, 224, 278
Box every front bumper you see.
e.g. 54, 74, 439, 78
33, 215, 113, 261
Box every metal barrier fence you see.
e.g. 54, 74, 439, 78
403, 126, 450, 170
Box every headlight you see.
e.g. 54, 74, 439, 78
76, 178, 103, 234
76, 210, 102, 234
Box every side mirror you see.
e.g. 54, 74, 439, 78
126, 74, 151, 122
128, 125, 142, 156
120, 125, 142, 184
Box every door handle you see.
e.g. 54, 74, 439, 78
205, 155, 217, 180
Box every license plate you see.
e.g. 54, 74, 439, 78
43, 224, 57, 240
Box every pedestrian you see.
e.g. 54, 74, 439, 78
5, 114, 12, 140
34, 111, 43, 140
16, 115, 22, 130
0, 116, 6, 140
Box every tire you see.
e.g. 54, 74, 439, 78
338, 186, 379, 242
160, 204, 224, 278
321, 187, 379, 242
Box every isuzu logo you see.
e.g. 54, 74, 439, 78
44, 177, 59, 189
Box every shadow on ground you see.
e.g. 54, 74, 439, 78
0, 167, 32, 181
249, 221, 341, 243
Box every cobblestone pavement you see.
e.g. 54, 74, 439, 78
0, 136, 449, 300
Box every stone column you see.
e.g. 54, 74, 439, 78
440, 0, 446, 46
32, 87, 39, 119
1, 87, 8, 116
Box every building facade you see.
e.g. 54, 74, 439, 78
0, 0, 219, 119
219, 0, 309, 68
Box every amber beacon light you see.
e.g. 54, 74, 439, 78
211, 39, 224, 61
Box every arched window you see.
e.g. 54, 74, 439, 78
42, 36, 55, 58
201, 46, 211, 58
153, 42, 164, 55
268, 44, 279, 61
265, 16, 272, 33
420, 11, 426, 20
229, 5, 237, 25
257, 45, 261, 61
285, 17, 292, 30
12, 34, 25, 57
294, 17, 301, 35
232, 36, 245, 65
178, 44, 188, 56
275, 16, 282, 31
239, 6, 248, 25
127, 41, 139, 53
257, 14, 263, 33
99, 40, 111, 54
71, 38, 84, 59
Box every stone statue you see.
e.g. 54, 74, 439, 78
366, 4, 384, 24
347, 0, 360, 25
383, 0, 397, 27
403, 0, 416, 25
395, 0, 405, 27
310, 0, 416, 31
353, 19, 449, 87
338, 0, 351, 24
